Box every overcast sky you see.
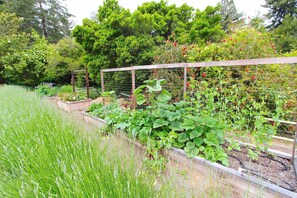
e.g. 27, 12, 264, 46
64, 0, 267, 25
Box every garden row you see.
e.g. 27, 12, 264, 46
34, 77, 297, 196
80, 79, 296, 197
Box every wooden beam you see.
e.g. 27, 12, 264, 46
101, 57, 297, 73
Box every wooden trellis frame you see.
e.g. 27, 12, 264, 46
71, 67, 90, 99
100, 57, 297, 108
100, 56, 297, 177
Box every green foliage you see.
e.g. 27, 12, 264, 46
35, 85, 60, 97
0, 12, 21, 36
0, 31, 48, 86
272, 15, 297, 53
0, 0, 72, 43
0, 85, 172, 197
45, 37, 85, 84
188, 27, 276, 62
220, 0, 244, 33
73, 0, 224, 84
56, 85, 87, 101
263, 0, 297, 29
88, 80, 232, 169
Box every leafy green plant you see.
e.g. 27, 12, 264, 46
35, 85, 60, 97
89, 79, 231, 170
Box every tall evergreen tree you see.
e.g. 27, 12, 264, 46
220, 0, 243, 32
263, 0, 297, 28
0, 0, 72, 43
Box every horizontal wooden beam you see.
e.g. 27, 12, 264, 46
264, 118, 297, 125
187, 57, 297, 68
101, 57, 297, 73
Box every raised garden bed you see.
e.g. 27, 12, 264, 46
44, 96, 58, 105
57, 99, 92, 112
81, 112, 297, 198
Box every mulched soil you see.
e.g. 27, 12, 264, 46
226, 146, 297, 192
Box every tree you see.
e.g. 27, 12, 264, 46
189, 5, 225, 44
273, 15, 297, 52
263, 0, 297, 28
220, 0, 243, 32
0, 31, 48, 86
0, 12, 22, 36
0, 0, 72, 43
249, 14, 266, 32
73, 0, 225, 84
45, 37, 85, 84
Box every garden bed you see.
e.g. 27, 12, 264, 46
81, 112, 297, 198
44, 96, 58, 105
57, 99, 92, 112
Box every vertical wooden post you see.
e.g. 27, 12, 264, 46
71, 70, 75, 92
183, 64, 187, 100
100, 70, 105, 93
85, 67, 90, 99
131, 69, 136, 109
100, 70, 105, 105
292, 121, 297, 164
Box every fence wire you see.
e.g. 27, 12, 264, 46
101, 61, 297, 138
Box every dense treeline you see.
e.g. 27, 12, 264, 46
0, 0, 296, 86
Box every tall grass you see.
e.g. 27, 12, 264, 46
0, 85, 171, 197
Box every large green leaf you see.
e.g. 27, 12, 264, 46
204, 132, 219, 147
166, 111, 181, 121
184, 142, 199, 158
157, 90, 171, 103
168, 121, 183, 131
153, 118, 169, 128
193, 137, 203, 146
189, 126, 203, 139
181, 119, 195, 130
136, 94, 146, 105
134, 85, 146, 95
178, 133, 189, 143
147, 84, 162, 93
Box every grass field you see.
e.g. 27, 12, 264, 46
0, 85, 178, 197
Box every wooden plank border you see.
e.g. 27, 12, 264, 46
101, 57, 297, 73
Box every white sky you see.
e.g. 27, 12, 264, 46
64, 0, 267, 25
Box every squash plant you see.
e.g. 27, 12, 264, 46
133, 79, 229, 166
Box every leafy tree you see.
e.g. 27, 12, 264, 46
0, 31, 48, 86
189, 5, 225, 44
273, 15, 297, 52
0, 12, 22, 36
0, 0, 72, 43
73, 0, 225, 84
248, 14, 266, 32
45, 37, 85, 84
220, 0, 243, 32
263, 0, 297, 28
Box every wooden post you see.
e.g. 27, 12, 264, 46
85, 67, 90, 99
100, 70, 105, 93
183, 64, 187, 100
71, 71, 75, 92
100, 70, 105, 105
292, 120, 297, 164
131, 69, 136, 109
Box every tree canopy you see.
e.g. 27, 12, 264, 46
0, 0, 72, 43
263, 0, 297, 28
220, 0, 243, 32
73, 0, 224, 83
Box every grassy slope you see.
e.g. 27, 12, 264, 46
0, 85, 170, 197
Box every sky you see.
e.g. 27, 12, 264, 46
64, 0, 268, 25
